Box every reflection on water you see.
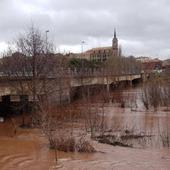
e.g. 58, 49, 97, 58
0, 87, 170, 170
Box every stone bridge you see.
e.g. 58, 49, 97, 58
0, 73, 142, 102
71, 74, 141, 87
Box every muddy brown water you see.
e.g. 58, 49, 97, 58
0, 87, 170, 170
103, 87, 170, 149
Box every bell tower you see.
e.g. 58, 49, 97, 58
112, 28, 118, 57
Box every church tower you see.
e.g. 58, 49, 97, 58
112, 28, 118, 57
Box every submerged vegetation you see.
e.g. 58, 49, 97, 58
141, 76, 170, 111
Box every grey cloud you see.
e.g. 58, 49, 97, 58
0, 0, 170, 59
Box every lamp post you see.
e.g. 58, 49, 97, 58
81, 40, 85, 54
81, 40, 85, 65
45, 30, 49, 53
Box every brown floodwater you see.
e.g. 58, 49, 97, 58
103, 87, 170, 149
0, 87, 170, 170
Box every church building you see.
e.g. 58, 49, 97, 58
84, 29, 121, 62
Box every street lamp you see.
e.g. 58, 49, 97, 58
81, 40, 85, 54
45, 30, 49, 53
81, 41, 85, 73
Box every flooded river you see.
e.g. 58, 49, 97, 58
104, 87, 170, 149
0, 87, 170, 170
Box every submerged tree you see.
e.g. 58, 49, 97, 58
141, 77, 170, 111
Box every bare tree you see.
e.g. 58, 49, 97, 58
141, 84, 150, 110
1, 26, 71, 125
141, 77, 170, 111
105, 55, 141, 76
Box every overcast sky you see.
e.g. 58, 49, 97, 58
0, 0, 170, 59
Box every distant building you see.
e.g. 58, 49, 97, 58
136, 57, 163, 73
136, 56, 151, 63
66, 29, 121, 62
85, 29, 121, 62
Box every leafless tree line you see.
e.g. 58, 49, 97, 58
141, 78, 170, 111
105, 55, 141, 75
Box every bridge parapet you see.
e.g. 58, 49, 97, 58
69, 68, 141, 78
71, 74, 141, 87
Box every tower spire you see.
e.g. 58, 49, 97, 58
114, 28, 117, 38
112, 28, 118, 57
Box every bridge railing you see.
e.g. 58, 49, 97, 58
69, 68, 141, 78
0, 68, 141, 80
